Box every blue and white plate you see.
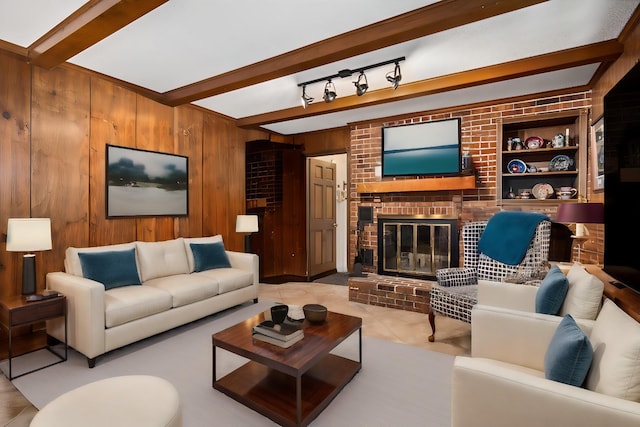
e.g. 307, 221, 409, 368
507, 159, 527, 174
549, 155, 574, 171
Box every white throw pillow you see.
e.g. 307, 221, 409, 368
559, 263, 604, 320
585, 299, 640, 402
183, 235, 224, 272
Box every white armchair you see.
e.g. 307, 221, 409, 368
451, 300, 640, 427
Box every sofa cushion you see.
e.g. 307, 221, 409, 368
65, 242, 138, 277
535, 265, 568, 315
544, 314, 593, 387
144, 273, 220, 308
183, 235, 223, 272
197, 268, 254, 294
136, 238, 190, 282
104, 286, 173, 328
78, 249, 141, 290
585, 299, 640, 401
190, 242, 231, 271
560, 263, 604, 320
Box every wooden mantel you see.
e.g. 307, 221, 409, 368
356, 175, 476, 193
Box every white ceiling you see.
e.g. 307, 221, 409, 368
0, 0, 638, 135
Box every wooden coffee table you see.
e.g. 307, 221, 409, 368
212, 310, 362, 427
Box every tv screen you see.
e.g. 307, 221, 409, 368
382, 118, 461, 177
602, 61, 640, 295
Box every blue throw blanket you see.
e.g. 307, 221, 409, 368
477, 211, 549, 265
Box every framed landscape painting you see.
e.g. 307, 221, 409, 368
106, 145, 188, 217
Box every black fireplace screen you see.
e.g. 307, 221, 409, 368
378, 217, 458, 279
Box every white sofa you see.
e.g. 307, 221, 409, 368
451, 265, 640, 427
46, 235, 259, 367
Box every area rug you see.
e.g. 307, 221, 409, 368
10, 300, 454, 427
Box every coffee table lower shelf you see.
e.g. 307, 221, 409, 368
214, 353, 360, 427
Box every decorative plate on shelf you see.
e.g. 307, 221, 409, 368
525, 136, 544, 149
507, 159, 527, 174
532, 183, 554, 199
549, 154, 574, 171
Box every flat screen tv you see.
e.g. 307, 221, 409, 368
382, 118, 461, 177
602, 61, 640, 295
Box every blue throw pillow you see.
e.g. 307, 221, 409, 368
78, 249, 141, 290
190, 242, 231, 272
535, 265, 568, 314
544, 314, 593, 386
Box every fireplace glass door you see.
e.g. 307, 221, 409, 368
382, 222, 452, 277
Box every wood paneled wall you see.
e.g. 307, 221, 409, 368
0, 52, 270, 297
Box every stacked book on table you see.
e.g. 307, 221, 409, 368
252, 320, 304, 348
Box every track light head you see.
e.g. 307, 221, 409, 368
323, 80, 337, 103
386, 62, 402, 90
354, 71, 368, 96
300, 85, 314, 109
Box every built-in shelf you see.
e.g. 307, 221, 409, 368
356, 175, 476, 193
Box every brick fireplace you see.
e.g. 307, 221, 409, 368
346, 92, 597, 312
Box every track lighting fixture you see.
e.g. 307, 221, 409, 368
386, 61, 402, 90
323, 80, 337, 103
297, 56, 405, 108
300, 85, 314, 108
354, 71, 368, 96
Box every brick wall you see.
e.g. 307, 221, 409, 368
349, 91, 598, 271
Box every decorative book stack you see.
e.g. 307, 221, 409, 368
252, 320, 303, 348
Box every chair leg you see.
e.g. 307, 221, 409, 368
428, 311, 436, 342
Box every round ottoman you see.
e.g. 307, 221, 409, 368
30, 375, 181, 427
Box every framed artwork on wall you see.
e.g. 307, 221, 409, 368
591, 115, 605, 191
106, 145, 189, 217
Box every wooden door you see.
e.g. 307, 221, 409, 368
308, 158, 336, 277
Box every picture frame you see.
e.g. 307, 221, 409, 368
106, 144, 188, 217
590, 115, 605, 191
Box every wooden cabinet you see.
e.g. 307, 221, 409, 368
245, 141, 307, 282
497, 110, 588, 205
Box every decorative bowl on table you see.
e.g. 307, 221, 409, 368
270, 304, 289, 324
303, 304, 328, 323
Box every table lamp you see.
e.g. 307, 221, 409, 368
6, 218, 52, 295
236, 214, 258, 253
555, 203, 605, 237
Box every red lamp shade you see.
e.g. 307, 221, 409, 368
555, 203, 605, 224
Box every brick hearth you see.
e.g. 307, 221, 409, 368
348, 274, 434, 314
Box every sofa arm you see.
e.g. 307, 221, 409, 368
435, 267, 477, 287
471, 304, 594, 371
46, 272, 106, 359
477, 280, 538, 312
226, 251, 259, 285
452, 356, 640, 427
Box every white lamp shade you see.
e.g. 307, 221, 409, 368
6, 218, 52, 252
236, 215, 259, 233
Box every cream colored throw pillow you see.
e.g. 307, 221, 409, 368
559, 263, 604, 320
585, 299, 640, 402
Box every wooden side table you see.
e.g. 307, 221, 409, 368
0, 294, 67, 380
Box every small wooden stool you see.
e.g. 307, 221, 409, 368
30, 375, 181, 427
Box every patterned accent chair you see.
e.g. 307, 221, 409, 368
428, 218, 551, 342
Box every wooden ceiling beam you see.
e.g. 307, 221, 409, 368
163, 0, 548, 106
29, 0, 168, 69
236, 40, 623, 128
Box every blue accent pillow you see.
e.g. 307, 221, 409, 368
544, 314, 593, 386
190, 242, 231, 272
535, 265, 568, 314
78, 249, 141, 290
